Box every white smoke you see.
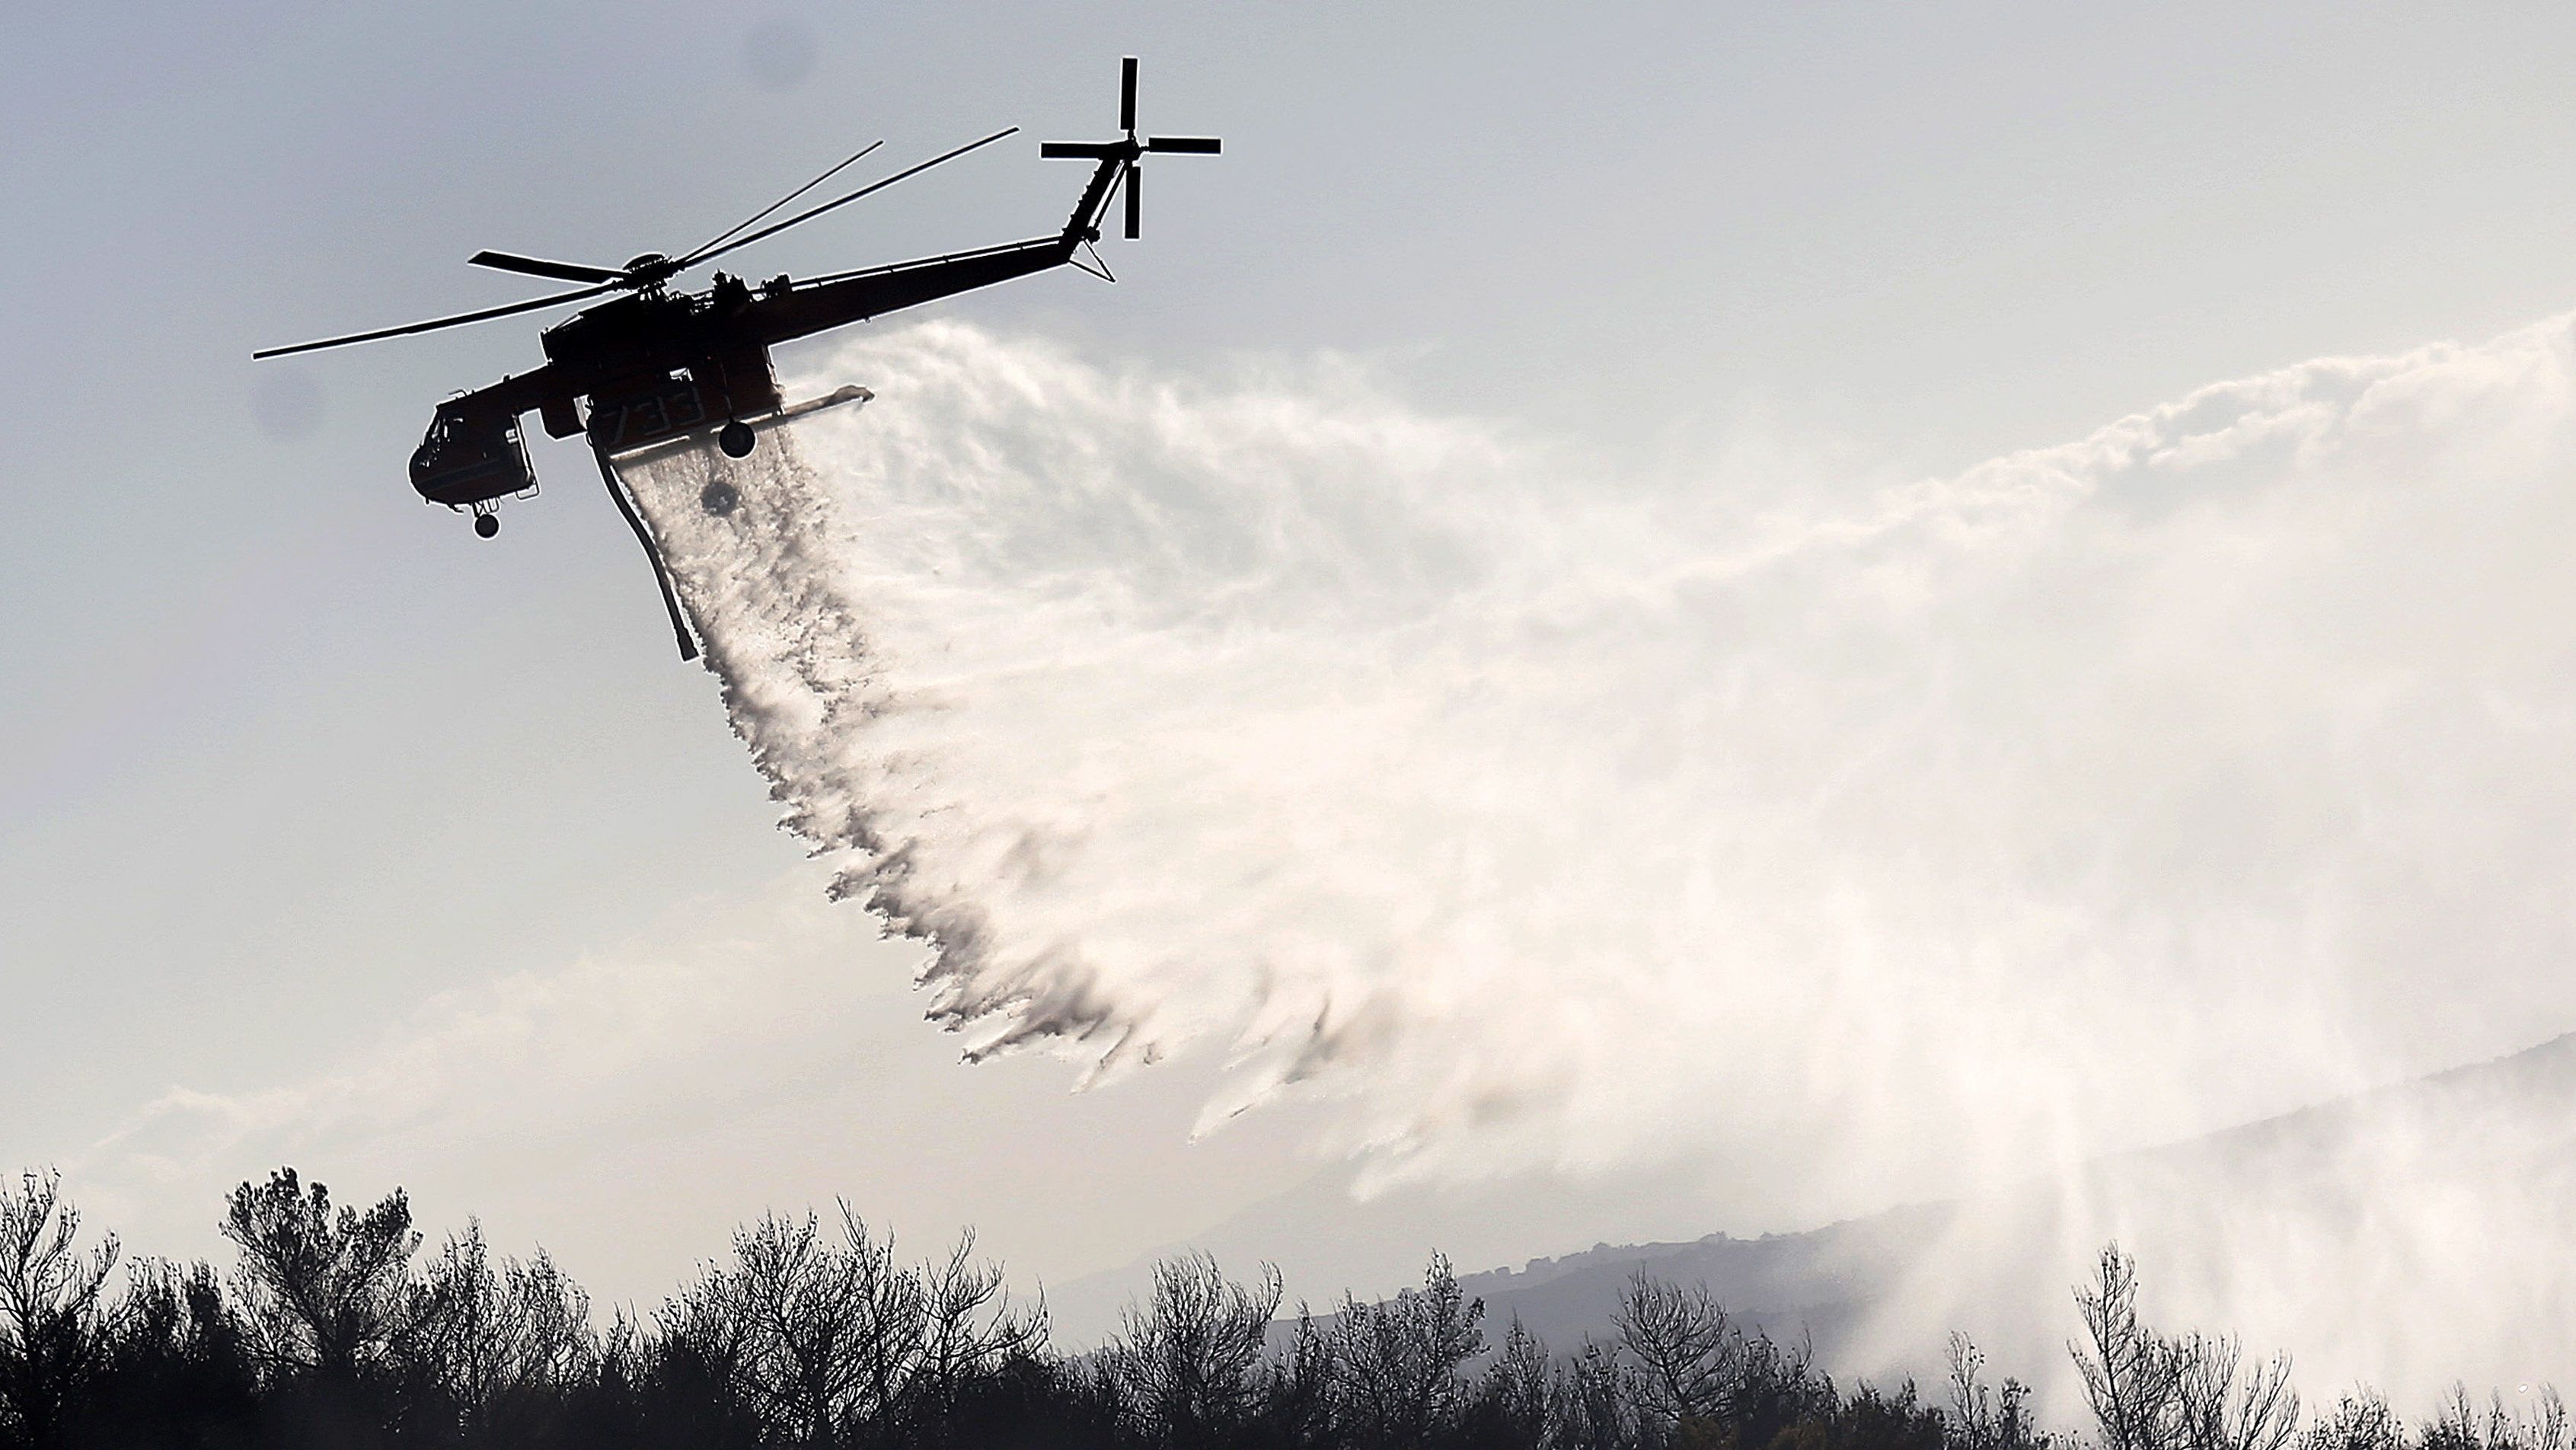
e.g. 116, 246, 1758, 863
619, 316, 2576, 1392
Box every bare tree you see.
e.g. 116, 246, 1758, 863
404, 1222, 596, 1438
2073, 1248, 2303, 1450
0, 1171, 119, 1450
904, 1228, 1045, 1437
1551, 1338, 1642, 1450
2073, 1246, 2183, 1450
2423, 1385, 2574, 1450
1615, 1270, 1743, 1427
719, 1207, 902, 1444
1096, 1252, 1282, 1447
219, 1167, 420, 1381
2172, 1332, 2298, 1450
1467, 1317, 1554, 1449
2300, 1391, 2402, 1450
1262, 1304, 1336, 1449
2520, 1390, 2571, 1450
1328, 1253, 1486, 1446
91, 1257, 260, 1445
825, 1208, 930, 1442
1951, 1331, 2051, 1450
650, 1270, 762, 1442
665, 1204, 1029, 1446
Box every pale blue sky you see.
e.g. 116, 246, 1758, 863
7, 2, 2576, 1329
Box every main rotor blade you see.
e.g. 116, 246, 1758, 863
468, 251, 627, 285
688, 126, 1021, 272
678, 138, 886, 265
1124, 164, 1141, 240
1120, 56, 1138, 133
1146, 136, 1221, 154
251, 281, 615, 360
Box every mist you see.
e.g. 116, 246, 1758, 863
618, 315, 2576, 1401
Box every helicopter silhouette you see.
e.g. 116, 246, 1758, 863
255, 59, 1218, 660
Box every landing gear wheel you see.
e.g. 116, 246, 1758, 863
718, 420, 755, 458
474, 513, 500, 539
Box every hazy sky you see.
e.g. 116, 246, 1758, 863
8, 1, 2576, 1354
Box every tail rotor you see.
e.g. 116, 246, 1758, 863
1041, 56, 1221, 241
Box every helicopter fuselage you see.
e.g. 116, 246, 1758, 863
407, 229, 1097, 512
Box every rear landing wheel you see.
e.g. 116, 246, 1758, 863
719, 420, 755, 458
474, 513, 500, 539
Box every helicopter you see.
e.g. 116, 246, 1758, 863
254, 59, 1219, 660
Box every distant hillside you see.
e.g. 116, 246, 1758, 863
1055, 1031, 2574, 1412
1451, 1199, 1948, 1365
1460, 1030, 2576, 1409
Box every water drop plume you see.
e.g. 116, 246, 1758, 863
620, 318, 2576, 1247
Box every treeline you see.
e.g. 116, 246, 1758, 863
0, 1167, 2562, 1450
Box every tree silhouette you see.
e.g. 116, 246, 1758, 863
219, 1167, 419, 1383
1325, 1253, 1483, 1447
404, 1222, 598, 1444
2073, 1247, 2303, 1450
0, 1161, 2558, 1450
0, 1171, 118, 1450
1096, 1253, 1281, 1447
1948, 1331, 2051, 1450
88, 1257, 259, 1447
2074, 1247, 2182, 1450
1615, 1269, 1742, 1427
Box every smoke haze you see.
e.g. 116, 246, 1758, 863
619, 317, 2576, 1397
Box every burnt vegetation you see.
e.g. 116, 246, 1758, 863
0, 1167, 2558, 1450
